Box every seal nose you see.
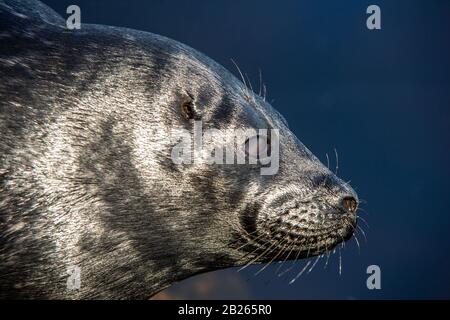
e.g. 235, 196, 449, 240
341, 196, 358, 213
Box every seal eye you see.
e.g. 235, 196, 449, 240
245, 135, 271, 160
181, 100, 195, 120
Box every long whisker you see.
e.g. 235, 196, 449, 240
357, 207, 370, 216
258, 68, 263, 97
218, 222, 260, 250
230, 59, 252, 101
254, 239, 290, 276
324, 249, 331, 269
238, 236, 275, 266
244, 73, 257, 105
307, 254, 322, 274
357, 225, 368, 242
274, 242, 297, 274
231, 59, 247, 88
277, 239, 304, 277
289, 261, 311, 285
354, 233, 361, 254
334, 147, 339, 176
238, 240, 279, 272
357, 216, 370, 228
326, 153, 330, 170
234, 233, 272, 261
245, 73, 253, 93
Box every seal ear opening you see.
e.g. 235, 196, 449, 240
180, 92, 200, 120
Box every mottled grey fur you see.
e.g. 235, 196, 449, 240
0, 0, 358, 299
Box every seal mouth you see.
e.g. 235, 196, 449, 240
250, 215, 355, 261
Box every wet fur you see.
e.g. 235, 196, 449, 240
0, 0, 358, 299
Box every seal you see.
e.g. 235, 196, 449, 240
0, 0, 359, 299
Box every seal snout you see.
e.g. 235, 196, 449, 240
246, 176, 360, 261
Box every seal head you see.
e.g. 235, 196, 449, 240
0, 0, 358, 298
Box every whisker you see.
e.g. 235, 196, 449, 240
234, 231, 266, 249
218, 223, 260, 250
245, 73, 254, 93
234, 233, 272, 261
277, 240, 304, 277
244, 73, 257, 105
343, 180, 352, 189
261, 240, 293, 287
326, 153, 330, 170
231, 59, 247, 88
254, 239, 289, 276
354, 234, 361, 254
238, 240, 278, 272
357, 225, 367, 242
226, 228, 259, 244
324, 249, 331, 269
334, 147, 339, 176
230, 59, 252, 100
337, 230, 346, 249
357, 216, 370, 228
274, 242, 297, 274
289, 261, 311, 285
357, 207, 370, 216
240, 238, 276, 283
307, 254, 322, 274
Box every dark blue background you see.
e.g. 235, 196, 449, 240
42, 0, 450, 299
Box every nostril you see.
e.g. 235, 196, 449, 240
342, 196, 358, 213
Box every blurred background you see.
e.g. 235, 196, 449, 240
43, 0, 450, 299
